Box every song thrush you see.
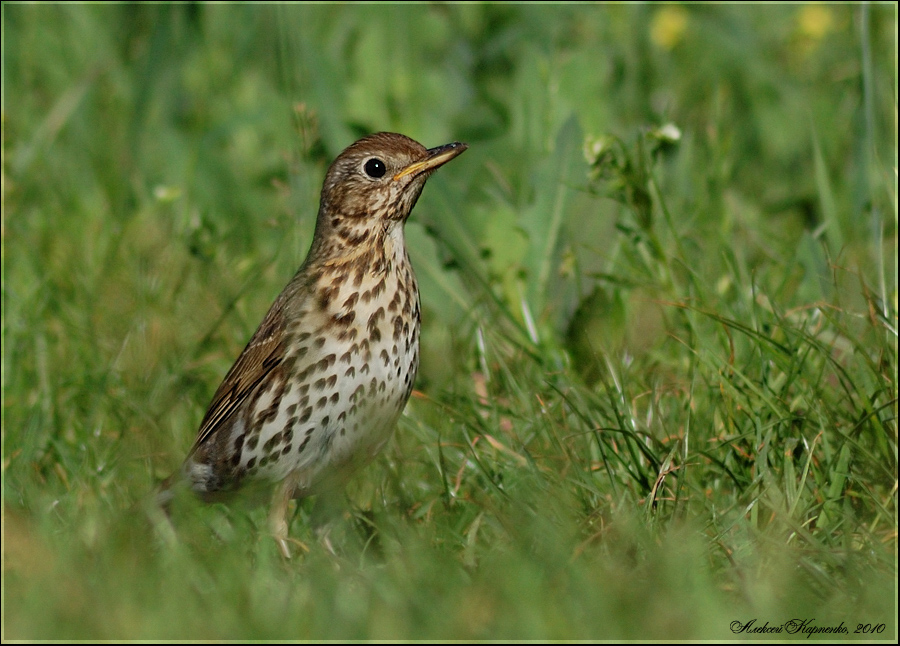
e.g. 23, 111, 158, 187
160, 132, 467, 557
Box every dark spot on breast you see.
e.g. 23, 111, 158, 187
334, 311, 355, 326
368, 307, 385, 332
340, 228, 371, 246
263, 433, 281, 452
280, 355, 298, 376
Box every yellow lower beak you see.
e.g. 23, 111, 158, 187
393, 142, 468, 181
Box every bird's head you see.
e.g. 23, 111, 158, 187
321, 133, 466, 222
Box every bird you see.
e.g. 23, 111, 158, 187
159, 132, 467, 557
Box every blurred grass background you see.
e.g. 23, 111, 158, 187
2, 3, 897, 640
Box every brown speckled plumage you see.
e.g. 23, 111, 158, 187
161, 133, 467, 557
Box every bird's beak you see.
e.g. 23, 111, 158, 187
393, 141, 468, 181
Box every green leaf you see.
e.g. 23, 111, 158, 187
520, 115, 583, 320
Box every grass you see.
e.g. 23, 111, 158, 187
3, 3, 897, 640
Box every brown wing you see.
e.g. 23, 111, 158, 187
189, 299, 287, 454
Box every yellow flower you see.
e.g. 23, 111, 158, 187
797, 5, 833, 41
651, 6, 689, 50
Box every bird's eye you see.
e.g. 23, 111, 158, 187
363, 158, 387, 178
